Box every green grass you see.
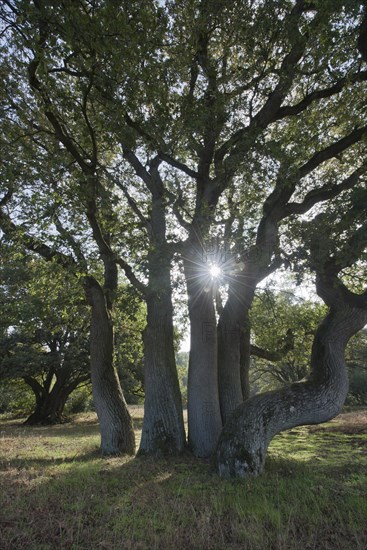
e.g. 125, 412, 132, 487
1, 409, 366, 550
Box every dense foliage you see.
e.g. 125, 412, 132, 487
0, 0, 366, 474
0, 248, 145, 418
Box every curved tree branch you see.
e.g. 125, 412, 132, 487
216, 227, 367, 477
115, 256, 147, 296
216, 280, 367, 477
283, 163, 367, 218
0, 207, 75, 269
277, 71, 367, 119
250, 329, 294, 362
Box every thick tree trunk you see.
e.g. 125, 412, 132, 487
217, 219, 279, 424
184, 249, 222, 457
139, 192, 185, 455
216, 300, 367, 477
139, 288, 186, 454
218, 274, 254, 423
24, 379, 74, 425
217, 308, 243, 423
85, 277, 135, 455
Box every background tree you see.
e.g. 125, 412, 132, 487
345, 329, 367, 406
0, 0, 138, 454
250, 290, 326, 389
249, 290, 367, 405
114, 286, 145, 404
0, 245, 147, 418
0, 252, 91, 424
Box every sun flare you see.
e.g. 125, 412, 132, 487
209, 264, 222, 279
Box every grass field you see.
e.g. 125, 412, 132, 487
0, 408, 366, 550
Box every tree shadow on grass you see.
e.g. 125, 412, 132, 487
0, 449, 103, 470
0, 422, 101, 439
2, 447, 367, 550
1, 414, 367, 549
0, 415, 144, 438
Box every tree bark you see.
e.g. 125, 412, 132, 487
84, 276, 135, 455
217, 215, 279, 424
216, 295, 367, 477
139, 286, 186, 454
217, 270, 257, 423
138, 193, 185, 455
184, 246, 222, 457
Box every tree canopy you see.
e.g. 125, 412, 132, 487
0, 0, 366, 475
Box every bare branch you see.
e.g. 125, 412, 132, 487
81, 76, 98, 171
114, 180, 150, 229
85, 201, 114, 259
121, 146, 161, 197
299, 126, 367, 179
165, 188, 192, 231
263, 125, 367, 217
0, 207, 75, 269
283, 163, 367, 218
27, 7, 94, 175
215, 1, 309, 171
277, 71, 367, 119
52, 209, 87, 268
115, 256, 147, 295
124, 113, 165, 150
250, 329, 294, 362
158, 152, 199, 180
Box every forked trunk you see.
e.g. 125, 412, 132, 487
24, 380, 74, 425
216, 299, 367, 477
184, 250, 222, 457
85, 277, 135, 456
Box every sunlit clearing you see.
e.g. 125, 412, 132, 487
209, 264, 221, 279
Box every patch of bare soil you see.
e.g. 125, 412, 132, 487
310, 409, 367, 435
